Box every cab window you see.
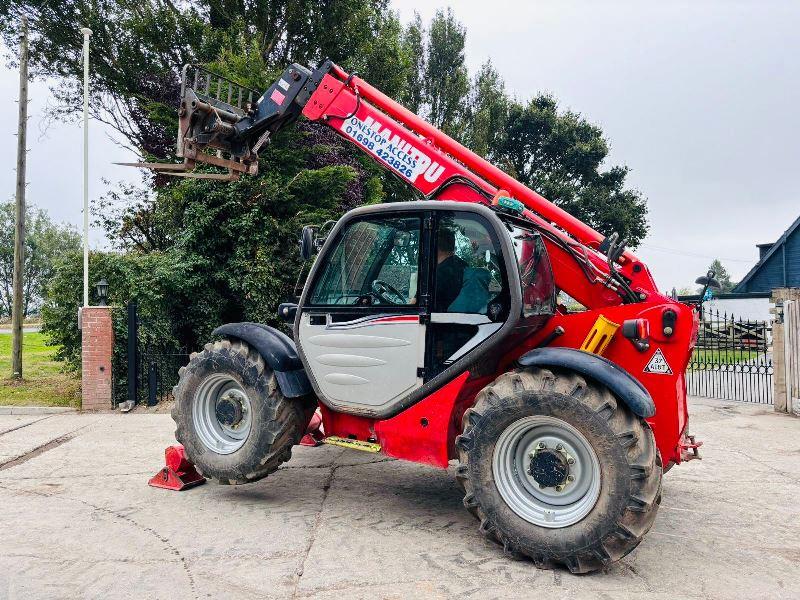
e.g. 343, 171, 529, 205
309, 216, 420, 306
427, 211, 508, 380
508, 226, 556, 317
433, 213, 506, 315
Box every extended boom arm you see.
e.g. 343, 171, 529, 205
141, 60, 663, 309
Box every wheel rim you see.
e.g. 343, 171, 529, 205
193, 374, 252, 454
492, 415, 601, 528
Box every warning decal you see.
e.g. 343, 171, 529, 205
270, 89, 286, 105
644, 348, 673, 375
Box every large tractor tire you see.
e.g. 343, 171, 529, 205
171, 339, 311, 485
456, 367, 661, 574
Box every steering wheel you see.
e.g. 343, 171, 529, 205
371, 279, 406, 305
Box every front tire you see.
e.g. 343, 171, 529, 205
172, 339, 310, 484
456, 367, 661, 573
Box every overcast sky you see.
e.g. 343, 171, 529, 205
1, 0, 798, 292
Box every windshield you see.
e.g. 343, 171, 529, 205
309, 216, 421, 306
508, 225, 556, 317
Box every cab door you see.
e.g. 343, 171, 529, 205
296, 213, 427, 414
426, 210, 509, 379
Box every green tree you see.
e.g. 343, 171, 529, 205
0, 0, 407, 158
423, 8, 470, 137
0, 203, 80, 319
466, 60, 509, 158
487, 95, 648, 246
701, 259, 736, 293
399, 12, 425, 114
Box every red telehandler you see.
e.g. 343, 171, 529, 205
137, 61, 702, 573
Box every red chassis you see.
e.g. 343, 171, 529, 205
297, 64, 699, 471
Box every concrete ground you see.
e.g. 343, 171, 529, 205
0, 397, 798, 600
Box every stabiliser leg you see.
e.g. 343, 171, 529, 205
148, 444, 206, 491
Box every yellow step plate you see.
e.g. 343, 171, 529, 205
322, 436, 382, 453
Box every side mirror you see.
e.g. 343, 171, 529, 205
278, 303, 298, 323
299, 226, 315, 261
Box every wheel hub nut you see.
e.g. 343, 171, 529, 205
529, 442, 579, 491
215, 392, 244, 427
529, 448, 570, 489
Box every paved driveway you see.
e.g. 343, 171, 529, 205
1, 397, 798, 599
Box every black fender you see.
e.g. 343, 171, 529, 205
212, 322, 312, 398
517, 347, 655, 418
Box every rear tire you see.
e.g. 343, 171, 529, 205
456, 367, 661, 573
172, 339, 310, 484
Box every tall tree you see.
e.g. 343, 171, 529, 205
0, 203, 81, 318
702, 259, 736, 292
400, 12, 425, 114
423, 8, 469, 137
489, 95, 648, 246
466, 60, 509, 159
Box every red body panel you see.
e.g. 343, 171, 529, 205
305, 64, 698, 472
319, 299, 696, 469
510, 300, 698, 468
375, 372, 470, 468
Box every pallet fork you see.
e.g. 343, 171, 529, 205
119, 65, 260, 181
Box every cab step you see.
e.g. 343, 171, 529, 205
322, 436, 382, 453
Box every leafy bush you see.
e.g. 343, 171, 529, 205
42, 129, 377, 399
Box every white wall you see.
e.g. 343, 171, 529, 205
702, 297, 772, 322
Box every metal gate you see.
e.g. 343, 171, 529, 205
686, 309, 773, 404
126, 302, 190, 407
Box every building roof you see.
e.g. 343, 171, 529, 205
733, 213, 800, 293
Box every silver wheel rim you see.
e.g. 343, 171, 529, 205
193, 374, 252, 454
492, 415, 601, 528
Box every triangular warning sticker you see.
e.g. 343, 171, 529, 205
644, 348, 673, 375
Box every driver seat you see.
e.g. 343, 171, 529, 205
447, 268, 491, 314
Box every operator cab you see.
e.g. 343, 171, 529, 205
294, 201, 555, 418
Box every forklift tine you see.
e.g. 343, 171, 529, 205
162, 171, 239, 181
114, 161, 193, 171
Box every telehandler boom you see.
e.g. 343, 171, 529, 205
143, 60, 701, 573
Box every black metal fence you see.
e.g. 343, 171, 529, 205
126, 302, 190, 407
686, 309, 773, 404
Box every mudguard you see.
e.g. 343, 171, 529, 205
212, 322, 312, 398
517, 347, 655, 418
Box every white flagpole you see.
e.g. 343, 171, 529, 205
81, 27, 92, 307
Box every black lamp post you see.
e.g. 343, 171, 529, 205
96, 279, 109, 306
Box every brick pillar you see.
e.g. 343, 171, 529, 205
81, 306, 114, 410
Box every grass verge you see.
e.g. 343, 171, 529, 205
691, 349, 767, 364
0, 332, 80, 407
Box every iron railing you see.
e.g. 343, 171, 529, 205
137, 348, 189, 406
125, 301, 189, 407
686, 309, 773, 404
